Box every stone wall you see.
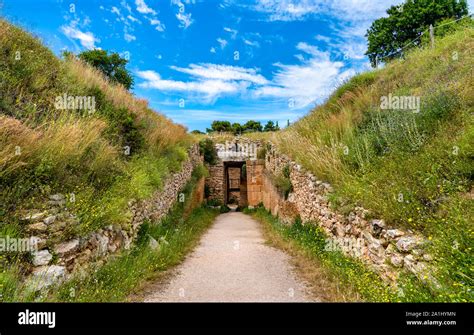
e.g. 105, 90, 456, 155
246, 160, 264, 206
21, 144, 204, 291
205, 161, 225, 203
263, 144, 437, 288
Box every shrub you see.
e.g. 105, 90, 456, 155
199, 138, 218, 165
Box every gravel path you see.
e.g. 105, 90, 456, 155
142, 212, 312, 302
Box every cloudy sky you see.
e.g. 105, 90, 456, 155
1, 0, 473, 130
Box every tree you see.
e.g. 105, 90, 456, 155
366, 0, 468, 67
208, 120, 232, 133
243, 120, 263, 132
232, 122, 243, 135
78, 50, 134, 89
264, 120, 280, 132
199, 138, 218, 164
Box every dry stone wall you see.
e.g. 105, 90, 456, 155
263, 143, 438, 289
20, 144, 204, 291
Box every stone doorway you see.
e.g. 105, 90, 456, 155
224, 161, 247, 206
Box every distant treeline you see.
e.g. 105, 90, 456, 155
193, 120, 289, 135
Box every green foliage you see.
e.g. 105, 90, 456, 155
205, 198, 223, 207
243, 120, 263, 132
51, 205, 218, 302
77, 49, 134, 89
206, 119, 278, 134
219, 205, 231, 213
208, 120, 232, 133
199, 138, 218, 164
272, 164, 293, 200
366, 0, 468, 66
231, 122, 243, 135
0, 166, 217, 302
249, 207, 468, 302
257, 146, 267, 160
263, 120, 280, 132
274, 27, 473, 302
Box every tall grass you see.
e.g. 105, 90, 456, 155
273, 25, 473, 301
0, 18, 196, 296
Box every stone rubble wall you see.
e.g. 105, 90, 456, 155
205, 161, 225, 203
21, 144, 204, 291
263, 143, 437, 288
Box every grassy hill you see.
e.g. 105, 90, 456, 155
0, 19, 193, 274
269, 25, 473, 301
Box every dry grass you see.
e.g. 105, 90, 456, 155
64, 57, 190, 151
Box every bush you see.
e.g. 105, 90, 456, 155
199, 138, 218, 165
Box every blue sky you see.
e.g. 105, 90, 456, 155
1, 0, 473, 131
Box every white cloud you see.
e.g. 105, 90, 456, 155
135, 0, 156, 14
217, 38, 228, 49
61, 25, 99, 49
224, 27, 238, 39
296, 41, 329, 59
176, 12, 193, 29
124, 33, 136, 42
137, 70, 248, 102
121, 0, 132, 13
137, 40, 362, 108
149, 18, 165, 31
254, 42, 354, 108
244, 39, 260, 47
252, 0, 402, 22
210, 47, 216, 53
137, 63, 268, 102
172, 0, 195, 29
127, 15, 140, 23
314, 34, 330, 43
111, 6, 121, 16
170, 64, 269, 85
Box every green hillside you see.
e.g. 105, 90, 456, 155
0, 19, 193, 287
272, 25, 473, 301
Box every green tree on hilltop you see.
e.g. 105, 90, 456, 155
77, 49, 134, 89
366, 0, 469, 67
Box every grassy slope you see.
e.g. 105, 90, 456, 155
271, 26, 473, 301
0, 20, 194, 296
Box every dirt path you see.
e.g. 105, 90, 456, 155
141, 212, 314, 302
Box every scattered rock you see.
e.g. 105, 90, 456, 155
362, 230, 376, 244
90, 233, 109, 256
386, 229, 405, 239
332, 223, 345, 238
32, 250, 52, 266
390, 255, 404, 268
385, 243, 397, 254
21, 211, 47, 222
149, 237, 159, 250
368, 240, 385, 264
29, 236, 46, 250
370, 219, 385, 236
54, 239, 79, 257
396, 236, 420, 252
43, 215, 57, 225
423, 254, 433, 262
27, 222, 48, 233
49, 194, 65, 201
28, 265, 66, 291
403, 255, 417, 273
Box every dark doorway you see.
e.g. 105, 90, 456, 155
223, 161, 248, 206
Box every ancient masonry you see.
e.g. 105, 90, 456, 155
20, 144, 204, 291
262, 143, 437, 288
205, 139, 437, 289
